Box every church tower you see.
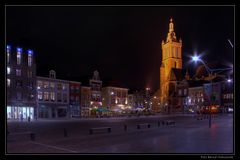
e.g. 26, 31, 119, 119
160, 18, 182, 110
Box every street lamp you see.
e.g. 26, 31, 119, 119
191, 55, 233, 128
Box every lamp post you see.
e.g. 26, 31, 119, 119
191, 55, 232, 128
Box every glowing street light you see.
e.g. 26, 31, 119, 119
192, 55, 200, 62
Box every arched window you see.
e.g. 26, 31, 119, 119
49, 70, 56, 79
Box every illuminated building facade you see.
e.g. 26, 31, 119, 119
89, 71, 103, 116
102, 86, 129, 115
7, 45, 36, 120
69, 81, 81, 118
80, 86, 91, 117
37, 70, 69, 118
187, 86, 204, 113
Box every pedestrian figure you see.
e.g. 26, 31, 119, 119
28, 116, 30, 122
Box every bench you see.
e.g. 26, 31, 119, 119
162, 120, 175, 125
137, 123, 150, 129
8, 132, 35, 141
89, 127, 111, 134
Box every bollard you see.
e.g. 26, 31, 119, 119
137, 125, 140, 129
158, 121, 160, 127
148, 124, 150, 128
64, 128, 68, 137
108, 128, 111, 133
30, 133, 35, 141
124, 125, 127, 131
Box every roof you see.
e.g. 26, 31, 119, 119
187, 80, 209, 88
36, 76, 69, 83
103, 86, 129, 90
170, 68, 186, 81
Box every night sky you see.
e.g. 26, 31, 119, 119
6, 6, 234, 92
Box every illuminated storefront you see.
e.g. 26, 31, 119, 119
7, 106, 34, 120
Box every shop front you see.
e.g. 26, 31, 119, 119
7, 106, 34, 120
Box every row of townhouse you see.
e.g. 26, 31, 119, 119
149, 78, 233, 114
6, 45, 130, 120
173, 79, 233, 114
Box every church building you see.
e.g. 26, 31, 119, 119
159, 18, 188, 114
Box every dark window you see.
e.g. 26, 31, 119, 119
16, 80, 23, 87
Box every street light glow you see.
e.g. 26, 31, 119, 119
192, 55, 200, 62
227, 79, 232, 83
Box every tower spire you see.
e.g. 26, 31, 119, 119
169, 18, 174, 32
167, 18, 177, 42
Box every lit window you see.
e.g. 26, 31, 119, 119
50, 82, 55, 89
62, 84, 66, 90
38, 91, 43, 100
28, 50, 33, 67
7, 79, 10, 87
17, 48, 22, 65
50, 92, 55, 101
16, 69, 21, 76
44, 92, 49, 101
7, 45, 11, 64
37, 81, 43, 89
7, 67, 10, 74
43, 81, 49, 88
7, 53, 10, 64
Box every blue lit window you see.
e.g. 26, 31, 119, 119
17, 48, 22, 65
7, 45, 11, 64
28, 50, 33, 67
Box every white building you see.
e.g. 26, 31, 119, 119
36, 70, 69, 118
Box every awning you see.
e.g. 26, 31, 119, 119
96, 108, 108, 112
